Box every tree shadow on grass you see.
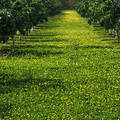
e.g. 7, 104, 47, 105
0, 75, 65, 95
23, 39, 41, 42
6, 44, 63, 49
23, 39, 68, 43
92, 26, 116, 40
101, 39, 117, 41
1, 49, 64, 57
93, 31, 115, 37
36, 25, 59, 29
28, 34, 56, 36
0, 44, 64, 57
59, 12, 69, 15
99, 35, 115, 38
111, 42, 120, 44
78, 45, 114, 49
0, 73, 65, 119
92, 27, 103, 31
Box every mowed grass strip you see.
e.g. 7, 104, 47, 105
0, 10, 120, 119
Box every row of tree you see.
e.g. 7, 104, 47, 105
75, 0, 120, 44
0, 0, 63, 44
55, 0, 82, 9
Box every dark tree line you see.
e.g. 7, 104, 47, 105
0, 0, 63, 44
75, 0, 120, 44
55, 0, 82, 9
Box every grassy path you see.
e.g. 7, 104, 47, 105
0, 10, 120, 119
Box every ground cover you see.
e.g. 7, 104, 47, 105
0, 10, 120, 119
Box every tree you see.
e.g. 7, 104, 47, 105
0, 9, 16, 44
0, 0, 63, 45
55, 0, 82, 9
75, 0, 120, 45
0, 0, 12, 9
11, 0, 28, 40
69, 0, 82, 8
55, 0, 69, 9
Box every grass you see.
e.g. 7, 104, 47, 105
0, 10, 120, 119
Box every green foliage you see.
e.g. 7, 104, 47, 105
0, 0, 62, 44
55, 0, 82, 9
75, 0, 89, 17
0, 10, 120, 119
75, 0, 120, 44
43, 0, 63, 16
11, 0, 28, 35
0, 0, 12, 9
75, 0, 120, 31
55, 0, 70, 9
0, 9, 16, 43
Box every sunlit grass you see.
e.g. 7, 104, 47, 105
0, 10, 120, 119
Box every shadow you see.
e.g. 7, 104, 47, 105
22, 34, 64, 39
79, 45, 114, 49
0, 73, 65, 118
28, 34, 56, 36
23, 40, 41, 42
0, 76, 65, 95
23, 39, 68, 43
97, 33, 112, 35
92, 29, 103, 31
101, 39, 116, 41
59, 12, 69, 15
0, 44, 64, 56
0, 103, 14, 119
92, 25, 101, 27
36, 25, 59, 29
40, 39, 68, 42
22, 37, 43, 40
99, 35, 115, 38
1, 44, 64, 49
93, 32, 114, 37
0, 78, 65, 89
92, 25, 118, 45
49, 67, 59, 70
112, 42, 120, 44
0, 49, 64, 57
23, 39, 68, 42
108, 33, 114, 35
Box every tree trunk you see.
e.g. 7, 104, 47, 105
31, 26, 33, 31
117, 30, 119, 45
109, 29, 111, 33
29, 28, 30, 33
4, 41, 7, 45
3, 36, 8, 45
19, 33, 22, 40
112, 29, 115, 35
115, 31, 118, 38
26, 30, 28, 36
12, 36, 15, 45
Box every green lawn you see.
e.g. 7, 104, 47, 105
0, 10, 120, 119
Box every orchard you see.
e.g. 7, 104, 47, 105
0, 0, 62, 44
75, 0, 120, 44
0, 0, 120, 119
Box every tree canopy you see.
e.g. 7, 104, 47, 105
75, 0, 120, 44
0, 0, 63, 44
55, 0, 82, 9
